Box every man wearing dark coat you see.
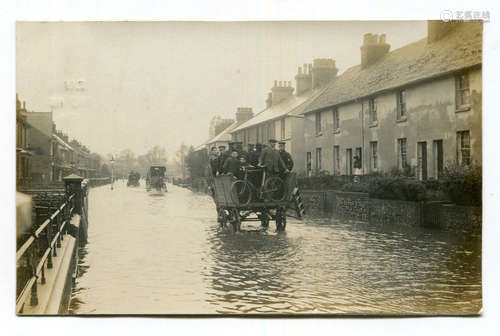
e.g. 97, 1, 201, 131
251, 143, 262, 166
217, 145, 229, 174
222, 150, 241, 176
208, 146, 219, 177
247, 144, 258, 166
258, 139, 288, 176
278, 141, 294, 171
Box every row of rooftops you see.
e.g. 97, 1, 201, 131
198, 21, 482, 148
17, 94, 93, 158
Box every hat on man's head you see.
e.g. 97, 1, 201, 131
218, 145, 226, 149
278, 141, 286, 145
268, 139, 277, 143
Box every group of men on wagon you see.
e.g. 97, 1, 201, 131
208, 138, 294, 181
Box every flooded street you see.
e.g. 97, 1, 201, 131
70, 182, 481, 315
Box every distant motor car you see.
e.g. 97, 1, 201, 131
146, 165, 167, 193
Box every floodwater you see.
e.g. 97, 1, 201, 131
69, 181, 481, 315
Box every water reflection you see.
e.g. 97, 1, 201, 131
70, 182, 481, 315
206, 229, 300, 313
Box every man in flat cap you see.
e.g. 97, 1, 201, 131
258, 139, 288, 176
217, 145, 229, 174
278, 141, 294, 172
208, 146, 219, 177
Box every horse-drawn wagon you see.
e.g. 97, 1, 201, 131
210, 168, 305, 232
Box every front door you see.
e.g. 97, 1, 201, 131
417, 141, 428, 180
433, 140, 443, 179
346, 148, 353, 176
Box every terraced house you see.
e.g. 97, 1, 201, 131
301, 21, 482, 179
231, 59, 337, 174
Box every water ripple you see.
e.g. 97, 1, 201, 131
70, 182, 481, 315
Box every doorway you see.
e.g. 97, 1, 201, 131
433, 140, 443, 179
346, 148, 353, 176
417, 141, 428, 180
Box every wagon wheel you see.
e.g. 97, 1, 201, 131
230, 209, 241, 232
263, 176, 285, 202
230, 180, 252, 205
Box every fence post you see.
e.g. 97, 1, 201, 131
63, 174, 87, 243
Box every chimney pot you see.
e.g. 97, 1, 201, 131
296, 62, 313, 95
311, 58, 338, 89
361, 33, 390, 67
298, 66, 302, 75
274, 80, 277, 87
271, 80, 294, 105
427, 20, 455, 43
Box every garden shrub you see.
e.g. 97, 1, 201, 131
440, 164, 482, 206
368, 176, 426, 202
341, 182, 369, 193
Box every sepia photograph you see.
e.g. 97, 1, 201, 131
15, 19, 483, 316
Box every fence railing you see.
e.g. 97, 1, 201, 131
16, 175, 91, 314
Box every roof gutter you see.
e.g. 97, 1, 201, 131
302, 63, 482, 115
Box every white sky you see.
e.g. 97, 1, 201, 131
16, 21, 427, 157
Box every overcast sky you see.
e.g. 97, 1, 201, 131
16, 21, 426, 157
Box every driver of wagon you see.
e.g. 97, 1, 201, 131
258, 138, 289, 176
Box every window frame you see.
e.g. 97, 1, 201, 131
457, 130, 471, 165
455, 72, 471, 111
332, 108, 340, 132
315, 147, 322, 172
369, 98, 378, 123
315, 111, 322, 135
397, 138, 408, 169
333, 145, 340, 175
397, 89, 407, 121
370, 141, 378, 170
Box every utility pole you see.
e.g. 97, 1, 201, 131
110, 155, 115, 190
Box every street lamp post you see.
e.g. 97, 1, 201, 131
110, 156, 115, 190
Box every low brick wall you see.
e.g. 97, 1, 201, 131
301, 190, 327, 213
368, 198, 423, 227
438, 204, 482, 234
296, 189, 481, 233
334, 191, 369, 222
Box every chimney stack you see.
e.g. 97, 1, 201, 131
361, 33, 390, 68
311, 58, 338, 89
270, 80, 294, 106
295, 64, 312, 95
427, 20, 454, 43
265, 92, 272, 108
236, 107, 254, 123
